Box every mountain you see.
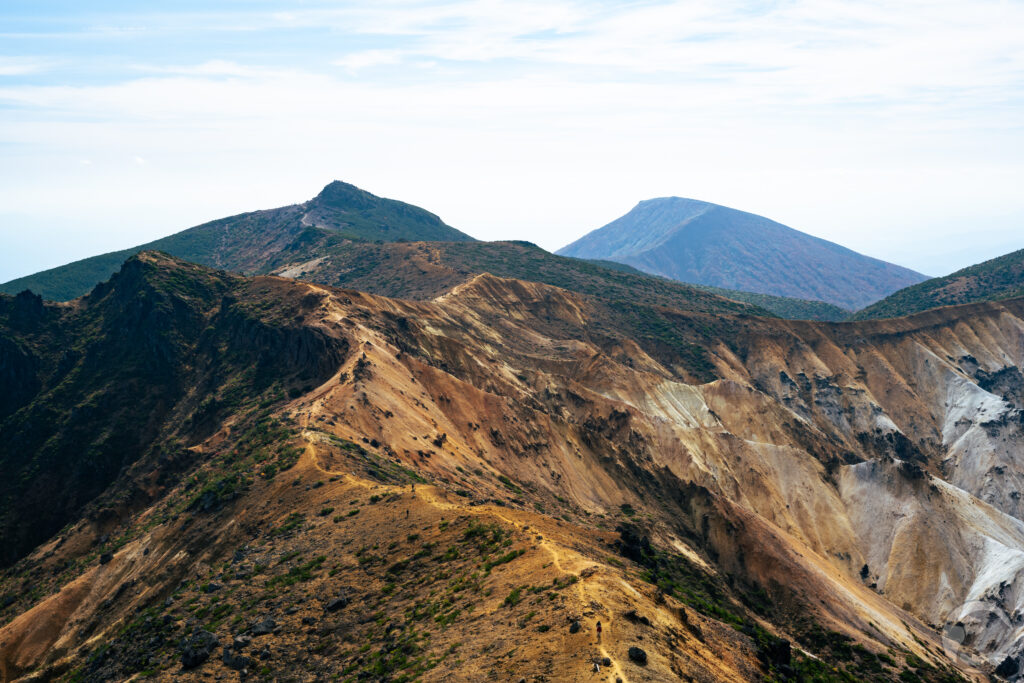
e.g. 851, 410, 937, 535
855, 247, 1024, 320
0, 184, 852, 321
557, 197, 927, 310
0, 181, 474, 301
3, 251, 1024, 680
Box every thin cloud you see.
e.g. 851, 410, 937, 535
332, 50, 407, 73
0, 0, 1021, 279
0, 57, 51, 76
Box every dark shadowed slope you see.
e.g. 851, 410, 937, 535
0, 181, 474, 301
0, 253, 348, 566
557, 197, 926, 310
854, 246, 1024, 319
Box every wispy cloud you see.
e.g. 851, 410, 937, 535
0, 56, 51, 76
0, 0, 1021, 281
332, 50, 407, 73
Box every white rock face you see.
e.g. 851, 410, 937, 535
939, 373, 1024, 520
942, 373, 1012, 446
839, 461, 1024, 668
672, 302, 1024, 664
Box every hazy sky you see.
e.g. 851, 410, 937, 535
1, 0, 1022, 283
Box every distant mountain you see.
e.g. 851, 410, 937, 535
557, 197, 927, 310
0, 181, 474, 301
854, 247, 1024, 320
0, 183, 851, 321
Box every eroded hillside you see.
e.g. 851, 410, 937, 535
3, 253, 1023, 681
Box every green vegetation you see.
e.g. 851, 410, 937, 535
179, 417, 302, 520
496, 474, 522, 494
0, 255, 334, 570
1, 181, 472, 301
483, 549, 525, 573
265, 555, 326, 588
607, 300, 720, 381
271, 513, 305, 537
307, 180, 474, 243
325, 434, 427, 484
502, 586, 524, 607
855, 248, 1024, 319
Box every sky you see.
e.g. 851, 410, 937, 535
1, 0, 1023, 283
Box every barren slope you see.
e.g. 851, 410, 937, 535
4, 255, 1024, 681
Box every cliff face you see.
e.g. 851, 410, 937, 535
2, 256, 1022, 681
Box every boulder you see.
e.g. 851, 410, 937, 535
250, 617, 277, 636
623, 609, 651, 626
627, 646, 647, 665
223, 647, 253, 672
180, 630, 219, 669
325, 596, 350, 612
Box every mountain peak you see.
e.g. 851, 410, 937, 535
636, 195, 709, 207
310, 180, 377, 210
303, 180, 475, 243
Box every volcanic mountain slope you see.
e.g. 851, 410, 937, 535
3, 253, 1024, 681
855, 247, 1024, 320
0, 181, 474, 302
557, 197, 927, 310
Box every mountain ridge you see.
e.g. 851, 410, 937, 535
854, 247, 1024, 320
0, 181, 474, 302
5, 252, 1013, 680
0, 184, 854, 321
